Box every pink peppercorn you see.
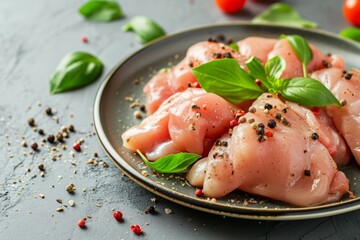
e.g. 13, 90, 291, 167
81, 36, 88, 43
195, 188, 203, 197
230, 119, 239, 127
265, 130, 273, 138
130, 224, 143, 235
73, 143, 81, 152
78, 218, 86, 228
113, 211, 123, 221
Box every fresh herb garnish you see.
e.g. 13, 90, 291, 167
192, 59, 263, 103
282, 35, 313, 77
339, 27, 360, 43
192, 43, 341, 108
277, 77, 341, 107
79, 0, 124, 22
228, 43, 239, 51
50, 52, 103, 94
137, 150, 201, 173
252, 3, 317, 29
122, 16, 166, 44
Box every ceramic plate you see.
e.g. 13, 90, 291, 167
93, 22, 360, 220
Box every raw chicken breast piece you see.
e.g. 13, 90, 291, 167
122, 88, 239, 160
144, 41, 247, 114
187, 94, 350, 207
268, 39, 344, 79
237, 37, 277, 63
311, 68, 360, 165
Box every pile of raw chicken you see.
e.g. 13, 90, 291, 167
122, 36, 359, 207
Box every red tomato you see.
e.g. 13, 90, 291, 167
215, 0, 246, 14
343, 0, 360, 26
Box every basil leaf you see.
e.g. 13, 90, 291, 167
252, 3, 317, 29
277, 77, 341, 107
228, 43, 239, 51
50, 52, 103, 94
79, 0, 124, 22
265, 56, 286, 80
245, 57, 271, 90
284, 35, 313, 77
339, 27, 360, 43
122, 16, 165, 44
192, 59, 264, 103
137, 150, 201, 173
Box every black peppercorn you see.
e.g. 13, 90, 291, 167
311, 132, 319, 140
267, 119, 277, 129
47, 134, 55, 143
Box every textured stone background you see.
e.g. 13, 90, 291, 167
1, 0, 360, 239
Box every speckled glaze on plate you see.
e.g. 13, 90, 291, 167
94, 22, 360, 220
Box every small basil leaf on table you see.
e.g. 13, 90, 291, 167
137, 150, 201, 173
252, 3, 317, 29
339, 27, 360, 43
79, 0, 124, 22
122, 16, 166, 44
277, 77, 341, 107
192, 59, 264, 103
50, 52, 103, 94
283, 35, 313, 77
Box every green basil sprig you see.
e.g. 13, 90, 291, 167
192, 59, 263, 103
339, 27, 360, 43
252, 3, 317, 29
282, 35, 313, 77
79, 0, 124, 22
137, 150, 201, 174
192, 56, 341, 107
277, 77, 341, 107
50, 52, 103, 94
122, 16, 166, 44
228, 43, 239, 51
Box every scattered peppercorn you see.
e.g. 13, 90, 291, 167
281, 118, 291, 126
267, 119, 276, 129
258, 123, 265, 129
56, 208, 64, 212
304, 170, 311, 176
191, 104, 200, 110
31, 142, 38, 151
47, 134, 55, 143
113, 211, 123, 221
45, 107, 53, 115
66, 183, 75, 193
223, 52, 232, 58
344, 72, 353, 80
256, 126, 264, 136
322, 60, 331, 68
275, 113, 282, 120
265, 130, 273, 138
38, 129, 45, 135
311, 107, 320, 115
56, 132, 63, 142
81, 36, 88, 43
281, 108, 287, 113
28, 118, 35, 127
195, 188, 203, 197
68, 124, 75, 132
230, 119, 238, 127
144, 206, 155, 214
249, 106, 256, 113
340, 99, 347, 106
130, 224, 143, 235
73, 143, 81, 152
264, 103, 273, 110
38, 163, 45, 171
78, 218, 86, 228
311, 132, 319, 140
